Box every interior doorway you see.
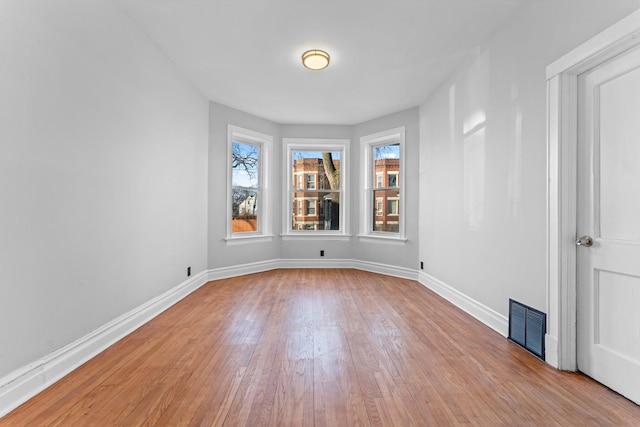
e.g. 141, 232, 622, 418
546, 8, 640, 403
575, 42, 640, 404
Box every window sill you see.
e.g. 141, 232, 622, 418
281, 233, 352, 242
225, 234, 274, 245
357, 234, 407, 244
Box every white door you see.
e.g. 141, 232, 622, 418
577, 44, 640, 405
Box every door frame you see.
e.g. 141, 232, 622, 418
546, 9, 640, 370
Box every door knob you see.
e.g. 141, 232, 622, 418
576, 235, 593, 247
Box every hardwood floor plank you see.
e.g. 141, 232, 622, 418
2, 269, 640, 426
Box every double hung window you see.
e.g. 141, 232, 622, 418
227, 125, 272, 241
361, 127, 405, 240
284, 138, 349, 237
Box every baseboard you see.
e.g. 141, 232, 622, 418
205, 258, 418, 281
0, 270, 209, 418
275, 258, 418, 281
207, 259, 280, 281
418, 271, 508, 337
277, 258, 354, 269
352, 259, 419, 281
545, 334, 559, 368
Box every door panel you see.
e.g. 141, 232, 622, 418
577, 44, 640, 405
599, 66, 640, 241
595, 269, 640, 361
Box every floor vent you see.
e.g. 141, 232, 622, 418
508, 299, 546, 360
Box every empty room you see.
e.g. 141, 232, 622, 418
2, 0, 640, 425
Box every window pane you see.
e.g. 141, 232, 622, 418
372, 142, 400, 233
292, 151, 341, 190
373, 143, 399, 188
372, 189, 399, 233
231, 141, 260, 234
232, 189, 258, 233
232, 141, 259, 188
292, 192, 340, 231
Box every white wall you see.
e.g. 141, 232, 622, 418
0, 0, 209, 379
419, 1, 640, 318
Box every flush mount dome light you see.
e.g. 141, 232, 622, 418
302, 49, 330, 70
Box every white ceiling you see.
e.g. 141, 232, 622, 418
114, 0, 527, 125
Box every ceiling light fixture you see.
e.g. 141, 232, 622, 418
302, 49, 330, 70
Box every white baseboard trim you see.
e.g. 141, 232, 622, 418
207, 259, 280, 281
205, 258, 419, 281
545, 334, 559, 368
418, 271, 508, 337
0, 270, 209, 418
276, 258, 355, 269
275, 258, 419, 281
352, 260, 419, 281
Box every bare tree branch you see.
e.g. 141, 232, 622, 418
232, 143, 259, 180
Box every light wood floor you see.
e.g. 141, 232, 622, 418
3, 269, 640, 426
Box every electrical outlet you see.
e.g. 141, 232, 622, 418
187, 266, 191, 277
320, 250, 325, 257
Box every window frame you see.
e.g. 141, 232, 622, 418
283, 138, 350, 240
226, 125, 273, 243
360, 127, 406, 242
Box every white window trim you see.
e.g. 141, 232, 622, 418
226, 124, 273, 243
283, 138, 350, 240
359, 126, 407, 242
